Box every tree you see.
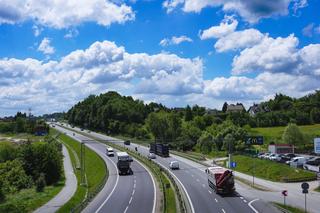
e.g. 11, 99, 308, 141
198, 132, 213, 154
36, 173, 46, 192
222, 102, 228, 113
282, 123, 305, 147
185, 105, 193, 121
146, 111, 169, 142
310, 108, 320, 123
223, 133, 235, 153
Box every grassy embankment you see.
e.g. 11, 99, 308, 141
0, 133, 64, 212
273, 202, 307, 213
50, 128, 107, 213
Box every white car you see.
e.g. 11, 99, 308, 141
169, 161, 179, 170
262, 153, 271, 159
289, 157, 306, 168
106, 147, 114, 157
269, 154, 279, 161
148, 153, 156, 159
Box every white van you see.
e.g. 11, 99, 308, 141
289, 157, 306, 168
106, 147, 114, 157
169, 161, 179, 170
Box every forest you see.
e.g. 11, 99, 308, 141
66, 90, 320, 153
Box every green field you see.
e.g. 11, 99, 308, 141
51, 129, 108, 213
249, 124, 320, 147
233, 155, 316, 182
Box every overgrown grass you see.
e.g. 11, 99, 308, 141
51, 129, 108, 213
0, 180, 64, 213
273, 202, 307, 213
232, 155, 316, 182
249, 124, 320, 146
315, 186, 320, 192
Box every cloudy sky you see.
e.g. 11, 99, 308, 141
0, 0, 319, 116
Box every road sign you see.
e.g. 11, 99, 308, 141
301, 182, 309, 190
230, 162, 237, 168
245, 136, 264, 145
282, 190, 288, 196
314, 138, 320, 154
302, 189, 308, 194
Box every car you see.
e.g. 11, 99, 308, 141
269, 154, 279, 161
257, 153, 265, 159
289, 157, 306, 168
262, 153, 271, 159
280, 153, 296, 163
80, 128, 84, 131
106, 147, 114, 157
148, 153, 156, 159
268, 153, 276, 160
275, 154, 285, 162
124, 140, 131, 145
169, 161, 179, 170
303, 157, 320, 171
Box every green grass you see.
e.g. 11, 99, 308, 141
0, 133, 46, 142
232, 155, 316, 182
0, 180, 64, 213
249, 124, 320, 148
50, 129, 108, 213
273, 202, 307, 213
315, 186, 320, 192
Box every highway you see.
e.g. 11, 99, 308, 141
57, 124, 280, 213
54, 125, 156, 213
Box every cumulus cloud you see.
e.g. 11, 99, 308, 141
214, 29, 265, 52
0, 0, 135, 28
200, 15, 238, 40
163, 0, 302, 23
38, 38, 55, 55
159, 35, 193, 46
0, 40, 203, 115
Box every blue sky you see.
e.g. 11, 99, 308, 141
0, 0, 320, 116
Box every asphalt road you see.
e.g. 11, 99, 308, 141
54, 125, 156, 213
59, 124, 280, 213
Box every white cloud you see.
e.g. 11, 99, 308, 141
200, 15, 238, 40
38, 38, 55, 55
302, 23, 314, 37
214, 29, 265, 52
163, 0, 295, 23
160, 35, 193, 46
32, 25, 43, 37
0, 0, 135, 28
64, 29, 79, 39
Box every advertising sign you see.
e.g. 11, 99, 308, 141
314, 138, 320, 154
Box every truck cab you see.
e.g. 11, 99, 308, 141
117, 152, 133, 175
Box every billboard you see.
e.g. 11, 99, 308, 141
314, 138, 320, 154
245, 136, 264, 145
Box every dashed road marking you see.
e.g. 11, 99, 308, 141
240, 197, 244, 200
124, 206, 129, 213
243, 200, 247, 203
215, 198, 218, 203
222, 208, 226, 213
208, 190, 212, 194
129, 197, 133, 204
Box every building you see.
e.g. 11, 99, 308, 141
226, 103, 245, 113
248, 103, 270, 116
268, 144, 294, 154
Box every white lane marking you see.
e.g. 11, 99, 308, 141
248, 198, 259, 213
124, 206, 129, 213
129, 196, 133, 204
215, 198, 218, 203
133, 156, 157, 213
222, 208, 226, 213
243, 200, 247, 203
208, 190, 212, 194
55, 126, 120, 213
132, 189, 135, 196
240, 197, 244, 200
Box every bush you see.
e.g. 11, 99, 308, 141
36, 173, 46, 192
0, 142, 18, 163
0, 181, 5, 202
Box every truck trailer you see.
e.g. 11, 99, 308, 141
117, 152, 133, 175
149, 143, 169, 157
206, 166, 235, 195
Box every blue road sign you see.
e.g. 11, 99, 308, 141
231, 162, 237, 168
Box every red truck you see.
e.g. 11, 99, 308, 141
205, 166, 235, 194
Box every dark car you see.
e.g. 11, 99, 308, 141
279, 153, 296, 163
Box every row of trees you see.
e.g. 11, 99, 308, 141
0, 139, 63, 203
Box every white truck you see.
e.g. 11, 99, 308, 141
205, 166, 235, 194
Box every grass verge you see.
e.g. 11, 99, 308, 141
273, 202, 307, 213
51, 128, 108, 213
232, 155, 316, 182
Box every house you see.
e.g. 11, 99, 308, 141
226, 103, 245, 113
268, 144, 294, 154
205, 108, 219, 115
248, 103, 270, 116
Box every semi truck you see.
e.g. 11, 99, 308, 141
117, 152, 133, 175
205, 166, 235, 194
149, 143, 169, 157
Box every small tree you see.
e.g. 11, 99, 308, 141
36, 173, 46, 192
223, 133, 235, 153
222, 102, 228, 113
198, 132, 213, 154
282, 123, 305, 147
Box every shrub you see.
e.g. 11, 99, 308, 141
36, 173, 46, 192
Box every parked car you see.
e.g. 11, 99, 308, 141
280, 153, 296, 163
275, 154, 284, 162
289, 157, 306, 168
148, 153, 156, 159
303, 157, 320, 172
169, 161, 179, 170
269, 154, 280, 161
257, 153, 265, 159
262, 153, 271, 159
268, 154, 276, 160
